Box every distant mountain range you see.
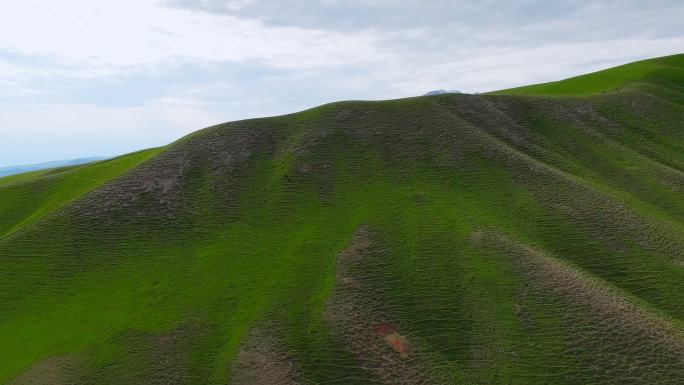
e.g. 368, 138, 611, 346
0, 157, 107, 177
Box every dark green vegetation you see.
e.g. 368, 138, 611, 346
2, 54, 684, 384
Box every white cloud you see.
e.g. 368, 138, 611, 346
0, 0, 383, 76
0, 0, 682, 166
0, 99, 225, 165
379, 37, 684, 94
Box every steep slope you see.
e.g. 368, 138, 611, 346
0, 149, 161, 238
2, 56, 684, 384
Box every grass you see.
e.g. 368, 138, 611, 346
0, 148, 162, 238
492, 53, 684, 96
2, 55, 684, 384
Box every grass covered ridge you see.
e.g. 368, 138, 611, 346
0, 148, 162, 238
2, 55, 684, 384
492, 53, 684, 96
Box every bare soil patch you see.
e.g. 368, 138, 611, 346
472, 230, 684, 383
8, 355, 79, 385
229, 326, 307, 385
324, 225, 449, 384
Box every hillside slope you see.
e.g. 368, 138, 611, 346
0, 149, 161, 238
493, 53, 684, 96
2, 55, 684, 384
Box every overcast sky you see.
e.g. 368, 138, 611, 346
1, 0, 683, 166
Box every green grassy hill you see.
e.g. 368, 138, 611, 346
0, 149, 161, 238
2, 54, 684, 384
492, 53, 684, 96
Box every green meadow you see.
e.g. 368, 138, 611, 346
1, 54, 684, 384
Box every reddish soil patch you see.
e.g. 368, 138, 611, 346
374, 322, 395, 336
324, 226, 448, 383
384, 333, 411, 357
374, 323, 411, 357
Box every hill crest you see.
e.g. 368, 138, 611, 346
2, 55, 684, 384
